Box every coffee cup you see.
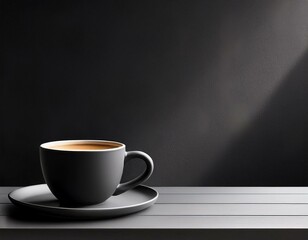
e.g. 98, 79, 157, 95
40, 140, 154, 205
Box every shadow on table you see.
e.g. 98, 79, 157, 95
6, 205, 132, 222
7, 206, 74, 222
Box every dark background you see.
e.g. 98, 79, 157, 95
1, 0, 308, 186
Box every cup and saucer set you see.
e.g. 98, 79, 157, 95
9, 140, 158, 219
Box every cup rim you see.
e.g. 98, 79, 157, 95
40, 140, 125, 152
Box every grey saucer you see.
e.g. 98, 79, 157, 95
9, 184, 158, 219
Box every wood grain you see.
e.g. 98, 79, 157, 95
2, 187, 308, 229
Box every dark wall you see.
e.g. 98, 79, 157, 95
2, 0, 308, 186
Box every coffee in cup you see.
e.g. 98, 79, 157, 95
40, 140, 154, 206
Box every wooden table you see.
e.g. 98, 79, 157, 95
1, 187, 308, 239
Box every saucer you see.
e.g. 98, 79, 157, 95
9, 184, 158, 219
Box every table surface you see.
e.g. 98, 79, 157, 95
2, 186, 308, 229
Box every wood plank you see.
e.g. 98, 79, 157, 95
3, 215, 308, 229
0, 194, 10, 204
4, 187, 308, 195
2, 187, 308, 230
0, 187, 19, 194
138, 204, 308, 216
156, 187, 308, 194
3, 187, 308, 195
3, 229, 308, 240
157, 194, 308, 204
3, 203, 308, 217
4, 193, 308, 204
4, 192, 308, 205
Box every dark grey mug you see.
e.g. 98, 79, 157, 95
40, 140, 154, 205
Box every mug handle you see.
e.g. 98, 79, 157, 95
113, 151, 154, 195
